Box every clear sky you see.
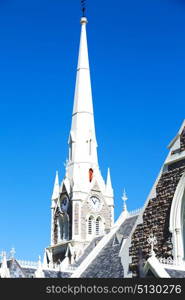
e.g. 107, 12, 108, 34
0, 0, 185, 261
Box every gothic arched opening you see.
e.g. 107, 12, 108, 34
88, 216, 94, 235
169, 172, 185, 262
96, 217, 102, 236
58, 214, 69, 242
89, 168, 93, 182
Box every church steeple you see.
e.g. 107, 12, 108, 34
48, 12, 114, 267
69, 17, 98, 169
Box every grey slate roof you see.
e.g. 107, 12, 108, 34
1, 260, 71, 278
22, 267, 36, 278
72, 236, 103, 268
80, 216, 138, 278
7, 259, 26, 278
44, 270, 70, 278
22, 267, 71, 278
165, 269, 185, 278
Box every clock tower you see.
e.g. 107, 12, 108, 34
46, 16, 114, 267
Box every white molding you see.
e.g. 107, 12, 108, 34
128, 207, 143, 217
159, 257, 185, 270
17, 260, 38, 269
144, 256, 170, 278
169, 172, 185, 262
168, 120, 185, 149
165, 150, 185, 166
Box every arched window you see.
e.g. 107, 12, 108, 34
96, 217, 102, 236
64, 214, 69, 240
88, 216, 94, 235
89, 168, 93, 182
58, 214, 69, 242
58, 215, 64, 241
169, 172, 185, 262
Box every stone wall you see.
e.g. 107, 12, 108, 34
74, 203, 80, 235
81, 191, 112, 240
129, 159, 185, 277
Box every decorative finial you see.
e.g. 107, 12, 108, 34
10, 247, 16, 259
0, 251, 5, 261
81, 0, 86, 17
35, 255, 45, 278
122, 189, 128, 211
147, 233, 157, 257
37, 255, 43, 269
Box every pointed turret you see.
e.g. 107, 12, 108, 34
51, 171, 59, 201
9, 247, 16, 259
0, 252, 10, 278
43, 250, 49, 269
35, 256, 45, 278
105, 168, 114, 227
50, 171, 59, 245
105, 168, 113, 197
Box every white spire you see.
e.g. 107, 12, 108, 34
69, 17, 98, 167
43, 250, 49, 269
0, 251, 10, 278
105, 168, 113, 196
73, 17, 92, 115
51, 171, 59, 201
35, 255, 45, 278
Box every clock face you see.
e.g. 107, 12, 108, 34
60, 197, 69, 212
89, 196, 102, 212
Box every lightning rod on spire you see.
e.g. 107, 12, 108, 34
81, 0, 86, 17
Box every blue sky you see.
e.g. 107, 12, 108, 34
0, 0, 185, 261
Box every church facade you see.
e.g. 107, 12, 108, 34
1, 14, 185, 278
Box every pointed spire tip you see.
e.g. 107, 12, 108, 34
51, 170, 60, 200
106, 167, 113, 195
